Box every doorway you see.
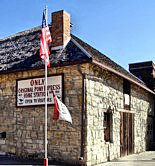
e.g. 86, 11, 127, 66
120, 112, 134, 157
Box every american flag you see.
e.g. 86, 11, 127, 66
40, 8, 52, 68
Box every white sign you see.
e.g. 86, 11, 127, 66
124, 94, 130, 105
17, 75, 63, 106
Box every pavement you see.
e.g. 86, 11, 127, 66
0, 151, 155, 166
99, 151, 155, 166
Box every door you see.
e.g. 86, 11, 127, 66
120, 112, 134, 157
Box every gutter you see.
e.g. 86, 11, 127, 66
77, 64, 86, 160
92, 60, 155, 95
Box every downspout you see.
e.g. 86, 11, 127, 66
77, 64, 86, 160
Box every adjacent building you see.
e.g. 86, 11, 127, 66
0, 10, 154, 166
129, 61, 155, 92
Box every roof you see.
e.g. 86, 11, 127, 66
0, 26, 91, 72
0, 26, 154, 94
0, 27, 41, 71
72, 35, 147, 86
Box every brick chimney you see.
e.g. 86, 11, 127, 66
51, 10, 71, 49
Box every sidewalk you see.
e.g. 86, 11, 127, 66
99, 151, 155, 166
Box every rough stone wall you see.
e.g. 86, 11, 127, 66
0, 72, 19, 154
131, 85, 154, 153
84, 64, 154, 166
0, 65, 83, 164
85, 64, 122, 166
0, 63, 154, 166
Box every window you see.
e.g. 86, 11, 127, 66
123, 79, 130, 110
0, 132, 6, 139
104, 112, 112, 142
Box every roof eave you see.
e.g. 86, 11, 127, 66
0, 60, 92, 75
92, 59, 155, 95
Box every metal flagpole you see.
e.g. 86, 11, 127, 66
44, 6, 48, 166
44, 60, 48, 166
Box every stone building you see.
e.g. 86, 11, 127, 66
0, 10, 154, 166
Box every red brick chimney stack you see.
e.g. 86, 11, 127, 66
51, 10, 71, 49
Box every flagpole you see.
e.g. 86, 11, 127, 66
44, 6, 48, 166
44, 60, 48, 166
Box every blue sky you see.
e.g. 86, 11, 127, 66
0, 0, 155, 70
